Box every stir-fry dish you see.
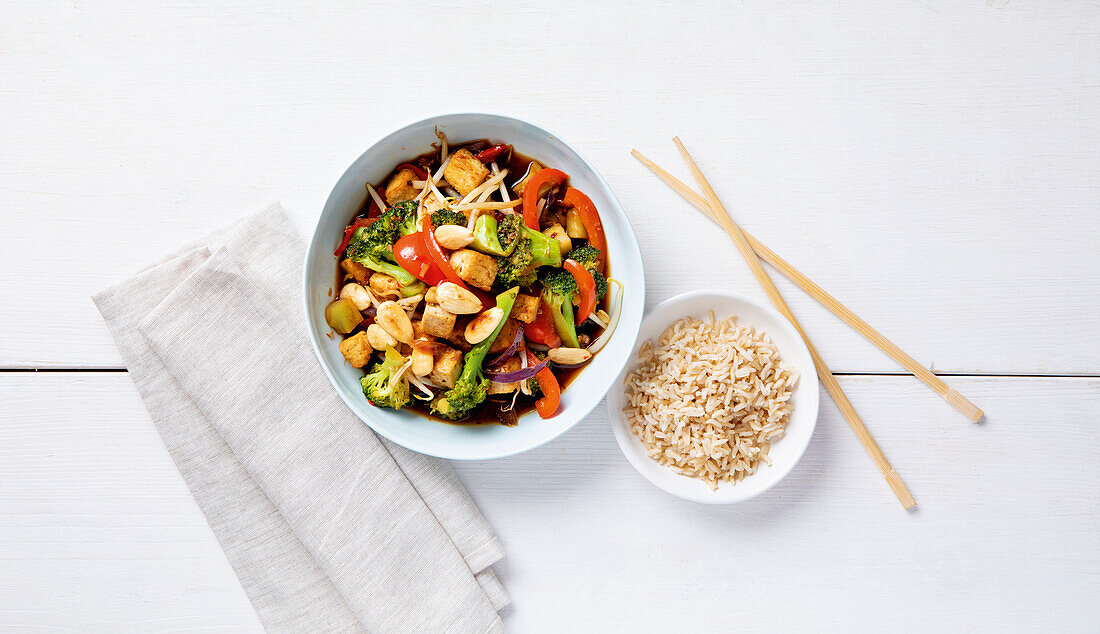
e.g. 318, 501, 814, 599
325, 133, 620, 425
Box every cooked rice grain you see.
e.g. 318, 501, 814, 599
623, 312, 798, 490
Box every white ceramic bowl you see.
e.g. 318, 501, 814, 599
304, 113, 645, 460
606, 290, 820, 503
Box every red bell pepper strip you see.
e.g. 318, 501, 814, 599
526, 349, 561, 419
393, 232, 447, 286
396, 163, 429, 180
525, 300, 562, 348
562, 187, 605, 273
474, 144, 510, 163
334, 217, 373, 257
366, 199, 382, 218
419, 214, 470, 290
522, 168, 568, 230
563, 259, 596, 324
471, 287, 495, 310
365, 181, 387, 218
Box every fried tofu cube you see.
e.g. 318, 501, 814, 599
443, 321, 472, 351
341, 259, 371, 284
412, 320, 447, 348
369, 272, 401, 297
510, 293, 540, 323
490, 318, 521, 353
421, 304, 457, 337
487, 357, 522, 394
443, 148, 490, 196
430, 346, 464, 388
384, 168, 419, 203
450, 249, 498, 291
338, 332, 373, 368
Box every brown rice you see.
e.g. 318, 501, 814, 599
623, 312, 798, 490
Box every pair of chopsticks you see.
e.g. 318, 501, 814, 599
634, 139, 985, 509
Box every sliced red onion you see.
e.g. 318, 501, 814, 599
486, 325, 524, 368
486, 355, 550, 383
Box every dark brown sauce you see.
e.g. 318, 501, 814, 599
335, 138, 610, 425
425, 362, 589, 426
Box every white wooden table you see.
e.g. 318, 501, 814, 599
2, 3, 1098, 632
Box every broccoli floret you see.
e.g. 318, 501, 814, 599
431, 287, 520, 420
388, 200, 418, 216
346, 222, 395, 263
431, 210, 467, 227
566, 244, 606, 300
388, 200, 419, 236
565, 244, 600, 272
347, 248, 418, 287
429, 395, 464, 420
497, 214, 522, 254
495, 235, 537, 288
346, 202, 418, 261
432, 378, 489, 420
345, 202, 420, 286
570, 275, 608, 312
591, 270, 608, 302
471, 213, 523, 257
494, 225, 562, 290
540, 269, 580, 348
526, 377, 543, 399
360, 346, 410, 410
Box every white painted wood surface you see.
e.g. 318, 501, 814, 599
2, 374, 1097, 631
2, 1, 1098, 373
2, 2, 1098, 633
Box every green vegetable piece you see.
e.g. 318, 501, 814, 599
493, 224, 562, 290
565, 244, 600, 272
566, 244, 606, 301
349, 249, 418, 287
540, 268, 580, 348
399, 280, 427, 298
345, 201, 419, 265
431, 210, 466, 227
431, 287, 520, 419
530, 226, 562, 268
324, 298, 363, 334
361, 346, 411, 410
471, 215, 506, 255
495, 235, 536, 288
345, 210, 420, 287
386, 200, 419, 237
591, 270, 608, 302
471, 214, 522, 257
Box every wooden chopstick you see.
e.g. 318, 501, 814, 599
670, 137, 916, 509
631, 149, 984, 423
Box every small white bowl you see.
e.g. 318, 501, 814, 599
606, 290, 820, 504
304, 113, 645, 460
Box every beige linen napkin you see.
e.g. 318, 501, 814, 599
93, 204, 507, 633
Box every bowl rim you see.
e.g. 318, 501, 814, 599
303, 112, 646, 459
606, 288, 820, 503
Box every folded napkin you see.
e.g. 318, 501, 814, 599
93, 204, 507, 633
